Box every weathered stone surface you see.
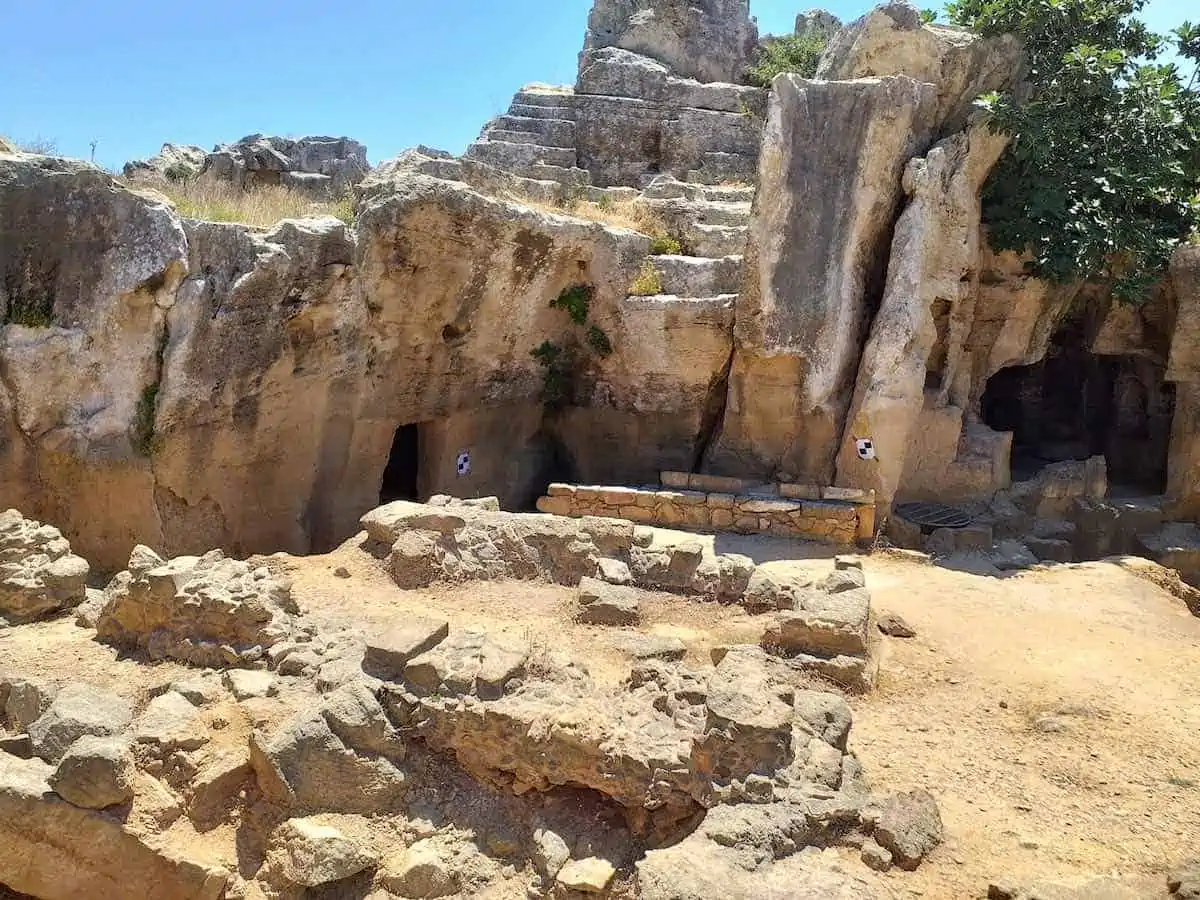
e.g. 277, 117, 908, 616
763, 588, 871, 658
577, 576, 641, 625
364, 616, 451, 679
1168, 247, 1200, 518
223, 669, 276, 700
794, 689, 853, 751
267, 817, 375, 888
711, 75, 938, 483
198, 134, 369, 199
96, 548, 296, 668
380, 840, 459, 898
872, 788, 943, 870
877, 612, 916, 638
362, 501, 468, 544
557, 856, 616, 893
2, 675, 57, 733
28, 684, 133, 764
1170, 858, 1200, 899
796, 9, 842, 40
0, 509, 90, 623
609, 631, 687, 661
123, 143, 207, 181
582, 0, 759, 85
817, 2, 1023, 131
48, 735, 134, 809
0, 753, 228, 900
835, 122, 1009, 506
132, 691, 209, 753
249, 698, 407, 813
405, 630, 529, 701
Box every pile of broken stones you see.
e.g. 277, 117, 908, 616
1, 504, 940, 899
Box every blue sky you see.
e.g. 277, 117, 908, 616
1, 0, 1193, 171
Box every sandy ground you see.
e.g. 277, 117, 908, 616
3, 530, 1198, 899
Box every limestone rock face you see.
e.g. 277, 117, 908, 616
266, 817, 376, 888
197, 134, 369, 199
582, 0, 759, 85
834, 121, 1009, 506
0, 154, 187, 568
48, 735, 135, 809
0, 509, 90, 623
1168, 247, 1200, 517
795, 10, 843, 41
710, 74, 939, 483
816, 2, 1023, 132
96, 548, 297, 668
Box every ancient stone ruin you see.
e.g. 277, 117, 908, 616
1, 0, 1199, 897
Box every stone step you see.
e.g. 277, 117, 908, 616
624, 293, 739, 310
643, 176, 755, 204
509, 102, 577, 120
688, 151, 760, 186
511, 163, 593, 187
652, 255, 743, 297
492, 116, 577, 146
514, 89, 575, 107
700, 184, 756, 203
466, 139, 577, 171
682, 223, 748, 258
486, 128, 576, 150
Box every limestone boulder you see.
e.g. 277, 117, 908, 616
710, 74, 938, 483
48, 735, 135, 809
28, 684, 133, 764
0, 754, 229, 900
816, 2, 1023, 132
577, 576, 641, 625
0, 510, 90, 624
1, 675, 57, 733
122, 143, 208, 182
796, 10, 842, 40
266, 817, 376, 888
582, 0, 760, 84
96, 548, 297, 667
870, 788, 943, 870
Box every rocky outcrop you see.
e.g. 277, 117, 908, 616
197, 134, 369, 199
709, 74, 939, 483
122, 143, 208, 182
582, 0, 759, 85
816, 2, 1023, 132
795, 9, 842, 41
834, 121, 1009, 506
0, 509, 90, 623
96, 547, 298, 667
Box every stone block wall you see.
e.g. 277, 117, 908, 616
536, 480, 875, 545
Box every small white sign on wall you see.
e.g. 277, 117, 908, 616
855, 438, 877, 461
455, 450, 472, 477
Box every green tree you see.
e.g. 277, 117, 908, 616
947, 0, 1200, 302
747, 33, 829, 86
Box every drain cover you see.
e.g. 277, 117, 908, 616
893, 502, 974, 530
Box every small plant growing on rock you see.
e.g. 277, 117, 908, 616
629, 261, 664, 296
3, 292, 55, 328
747, 33, 828, 86
586, 324, 613, 358
649, 234, 684, 256
550, 284, 593, 325
530, 340, 577, 407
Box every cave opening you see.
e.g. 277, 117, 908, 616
379, 423, 421, 504
980, 320, 1176, 494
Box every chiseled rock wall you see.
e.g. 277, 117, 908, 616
1168, 247, 1200, 517
0, 151, 735, 568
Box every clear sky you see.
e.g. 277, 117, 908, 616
1, 0, 1193, 172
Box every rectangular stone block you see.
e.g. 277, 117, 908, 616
802, 502, 857, 522
547, 483, 576, 497
711, 509, 735, 529
707, 493, 735, 510
675, 490, 709, 507
660, 471, 691, 489
856, 504, 876, 543
536, 496, 573, 516
779, 482, 822, 500
600, 487, 638, 505
737, 499, 805, 515
575, 486, 601, 501
734, 516, 760, 533
688, 473, 752, 494
822, 486, 869, 502
618, 505, 656, 524
634, 491, 658, 508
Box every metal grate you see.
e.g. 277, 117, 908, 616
893, 502, 974, 530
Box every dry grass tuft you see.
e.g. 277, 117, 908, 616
629, 261, 664, 296
130, 177, 355, 228
511, 193, 682, 248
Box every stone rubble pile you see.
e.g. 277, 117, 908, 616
0, 509, 90, 625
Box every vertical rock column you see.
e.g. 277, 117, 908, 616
1167, 247, 1200, 516
707, 74, 938, 483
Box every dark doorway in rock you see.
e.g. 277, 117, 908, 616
524, 429, 577, 510
980, 321, 1175, 493
379, 423, 420, 504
